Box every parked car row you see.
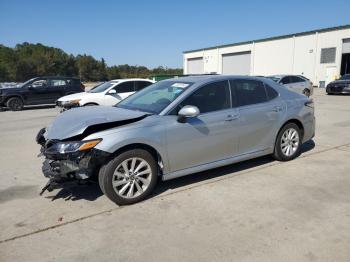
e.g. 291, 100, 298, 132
266, 75, 313, 97
36, 75, 315, 205
0, 76, 85, 111
56, 79, 154, 111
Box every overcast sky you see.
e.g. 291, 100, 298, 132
1, 0, 349, 68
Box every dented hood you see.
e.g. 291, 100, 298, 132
46, 106, 148, 140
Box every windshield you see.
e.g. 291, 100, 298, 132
20, 78, 36, 87
266, 76, 281, 82
340, 74, 350, 80
117, 81, 193, 114
89, 82, 117, 93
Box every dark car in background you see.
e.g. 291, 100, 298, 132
326, 74, 350, 95
0, 76, 85, 110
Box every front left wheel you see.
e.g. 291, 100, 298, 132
99, 149, 158, 205
6, 97, 24, 111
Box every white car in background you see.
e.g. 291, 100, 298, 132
56, 79, 154, 110
266, 75, 313, 97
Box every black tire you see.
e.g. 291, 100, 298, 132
6, 97, 24, 111
99, 149, 158, 205
303, 89, 310, 97
273, 123, 302, 161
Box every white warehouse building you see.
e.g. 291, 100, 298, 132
183, 25, 350, 87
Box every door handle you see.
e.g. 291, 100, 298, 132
225, 114, 239, 121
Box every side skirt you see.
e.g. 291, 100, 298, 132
162, 148, 272, 181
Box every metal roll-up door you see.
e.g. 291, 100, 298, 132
187, 57, 204, 74
222, 51, 251, 75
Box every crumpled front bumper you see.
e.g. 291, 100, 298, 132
36, 128, 110, 194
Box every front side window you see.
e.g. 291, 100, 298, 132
31, 79, 47, 88
232, 80, 267, 106
115, 81, 134, 93
117, 81, 193, 114
174, 81, 230, 114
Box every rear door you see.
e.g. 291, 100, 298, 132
231, 79, 283, 155
47, 78, 68, 102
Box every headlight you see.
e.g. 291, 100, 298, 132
62, 99, 81, 105
46, 139, 102, 154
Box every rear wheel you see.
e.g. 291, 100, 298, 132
6, 97, 24, 111
273, 123, 302, 161
99, 149, 158, 205
303, 89, 310, 97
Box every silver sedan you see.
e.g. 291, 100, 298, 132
37, 75, 315, 205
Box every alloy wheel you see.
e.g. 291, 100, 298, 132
280, 128, 299, 157
112, 157, 152, 199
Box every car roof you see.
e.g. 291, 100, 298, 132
110, 78, 154, 82
161, 75, 267, 84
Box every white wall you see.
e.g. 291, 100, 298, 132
183, 27, 350, 86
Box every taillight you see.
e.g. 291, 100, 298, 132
80, 83, 85, 91
304, 98, 314, 108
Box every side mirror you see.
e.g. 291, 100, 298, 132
177, 105, 200, 123
27, 85, 33, 90
107, 89, 117, 95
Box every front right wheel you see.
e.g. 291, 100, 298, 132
99, 149, 158, 205
273, 123, 302, 161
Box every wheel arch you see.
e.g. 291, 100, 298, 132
110, 143, 165, 175
278, 118, 305, 141
5, 95, 25, 104
83, 102, 99, 106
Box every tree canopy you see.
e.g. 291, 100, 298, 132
0, 43, 183, 82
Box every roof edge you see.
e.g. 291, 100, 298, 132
183, 24, 350, 54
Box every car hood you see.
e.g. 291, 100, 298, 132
46, 106, 149, 140
57, 92, 101, 101
0, 87, 22, 92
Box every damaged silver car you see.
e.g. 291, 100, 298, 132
37, 75, 315, 205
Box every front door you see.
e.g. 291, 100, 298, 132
26, 78, 49, 105
165, 80, 239, 172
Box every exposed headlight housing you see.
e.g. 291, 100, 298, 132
45, 139, 102, 154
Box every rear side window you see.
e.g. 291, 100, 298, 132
115, 81, 134, 93
135, 81, 152, 91
289, 76, 305, 83
264, 84, 279, 100
231, 80, 267, 106
50, 79, 67, 87
176, 81, 230, 114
